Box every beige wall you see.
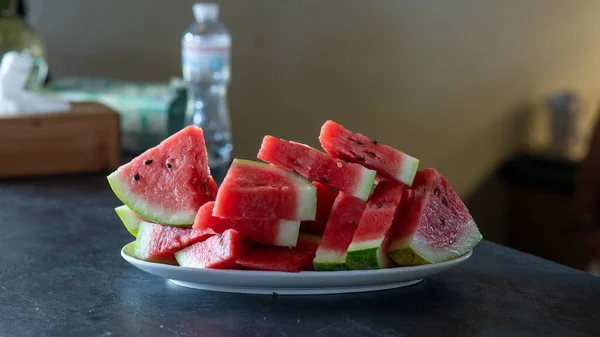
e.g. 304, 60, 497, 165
27, 0, 600, 196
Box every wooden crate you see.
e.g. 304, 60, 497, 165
0, 102, 121, 177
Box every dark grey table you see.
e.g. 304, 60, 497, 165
1, 174, 599, 337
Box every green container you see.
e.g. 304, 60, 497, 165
42, 77, 187, 154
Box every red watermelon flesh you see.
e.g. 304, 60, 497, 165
300, 181, 338, 235
175, 229, 250, 269
236, 246, 315, 272
133, 221, 216, 264
295, 232, 322, 254
258, 136, 376, 201
108, 125, 218, 225
388, 168, 482, 265
319, 120, 419, 186
346, 181, 405, 269
313, 193, 367, 271
194, 201, 301, 247
213, 159, 316, 221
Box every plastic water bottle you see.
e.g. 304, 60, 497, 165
182, 3, 232, 173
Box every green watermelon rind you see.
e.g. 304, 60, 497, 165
313, 261, 348, 271
388, 246, 432, 266
115, 205, 143, 237
233, 159, 317, 221
388, 223, 483, 265
346, 247, 381, 270
107, 172, 195, 226
346, 239, 394, 270
396, 155, 420, 187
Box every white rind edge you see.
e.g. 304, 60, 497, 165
133, 221, 155, 259
348, 238, 383, 253
396, 154, 419, 186
296, 183, 317, 221
108, 171, 195, 225
354, 167, 377, 201
314, 247, 348, 264
276, 220, 301, 247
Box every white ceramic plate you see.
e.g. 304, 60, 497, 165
121, 242, 472, 295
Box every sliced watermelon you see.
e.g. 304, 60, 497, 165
295, 232, 322, 254
346, 181, 405, 269
175, 229, 250, 269
319, 120, 419, 186
108, 125, 218, 225
388, 168, 483, 265
236, 246, 315, 272
115, 205, 146, 237
300, 181, 338, 235
213, 159, 316, 221
258, 136, 376, 201
313, 193, 367, 271
193, 201, 300, 247
134, 221, 216, 264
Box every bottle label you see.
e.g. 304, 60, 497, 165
182, 40, 230, 80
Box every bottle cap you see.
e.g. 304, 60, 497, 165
193, 3, 219, 22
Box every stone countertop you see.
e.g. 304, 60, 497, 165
0, 174, 599, 337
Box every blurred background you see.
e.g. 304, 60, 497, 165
3, 0, 600, 274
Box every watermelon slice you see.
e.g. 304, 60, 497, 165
313, 193, 367, 271
213, 159, 316, 221
300, 181, 338, 235
193, 202, 301, 247
236, 246, 315, 272
319, 120, 419, 186
346, 181, 405, 270
108, 125, 218, 225
388, 168, 483, 265
175, 229, 249, 269
115, 205, 146, 237
295, 232, 322, 253
134, 221, 216, 264
258, 136, 376, 201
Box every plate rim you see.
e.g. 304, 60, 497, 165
120, 241, 472, 277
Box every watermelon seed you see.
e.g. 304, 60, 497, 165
321, 178, 328, 184
134, 173, 140, 181
355, 140, 364, 145
378, 203, 384, 208
441, 197, 448, 205
242, 239, 247, 244
166, 163, 173, 169
357, 156, 365, 162
144, 159, 153, 165
434, 187, 439, 196
373, 140, 379, 145
364, 150, 377, 158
